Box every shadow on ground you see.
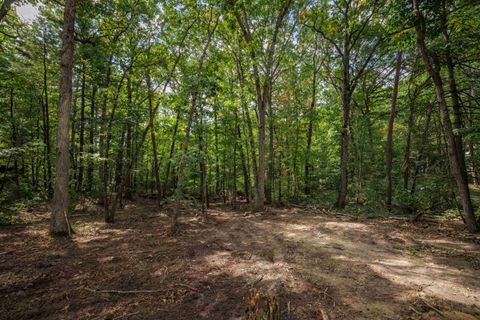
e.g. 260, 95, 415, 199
1, 200, 479, 319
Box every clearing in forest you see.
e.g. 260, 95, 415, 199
1, 200, 480, 320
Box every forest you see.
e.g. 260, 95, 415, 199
1, 0, 480, 319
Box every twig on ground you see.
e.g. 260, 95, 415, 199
409, 306, 422, 315
178, 283, 199, 292
418, 296, 448, 319
83, 287, 164, 294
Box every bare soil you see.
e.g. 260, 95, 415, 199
1, 200, 480, 320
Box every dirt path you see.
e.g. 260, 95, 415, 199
1, 201, 479, 319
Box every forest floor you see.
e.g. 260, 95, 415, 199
1, 200, 480, 320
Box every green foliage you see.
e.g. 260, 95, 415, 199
0, 0, 478, 229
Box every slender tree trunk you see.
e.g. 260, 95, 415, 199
9, 88, 19, 186
70, 95, 78, 184
469, 142, 479, 186
163, 109, 180, 196
42, 34, 53, 198
104, 69, 127, 222
199, 115, 208, 215
214, 108, 220, 196
114, 125, 126, 192
147, 72, 162, 205
305, 52, 317, 195
413, 0, 477, 232
385, 52, 402, 210
293, 118, 300, 198
77, 63, 86, 192
124, 77, 134, 200
50, 0, 76, 235
236, 111, 250, 202
335, 42, 351, 209
237, 61, 258, 204
403, 96, 415, 190
87, 85, 96, 193
232, 112, 238, 209
99, 55, 113, 206
266, 85, 274, 203
172, 15, 218, 234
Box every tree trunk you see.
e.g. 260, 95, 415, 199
163, 109, 180, 196
266, 85, 274, 203
124, 77, 134, 200
305, 50, 317, 195
236, 111, 250, 202
232, 112, 238, 209
104, 68, 127, 222
42, 33, 53, 198
50, 0, 76, 235
199, 115, 208, 214
237, 60, 258, 204
335, 41, 351, 209
86, 85, 96, 193
403, 89, 416, 190
413, 0, 477, 232
99, 55, 113, 207
70, 95, 78, 184
385, 51, 402, 210
214, 107, 220, 196
172, 15, 218, 234
77, 63, 86, 192
114, 125, 126, 193
147, 72, 162, 206
9, 88, 19, 186
441, 1, 467, 184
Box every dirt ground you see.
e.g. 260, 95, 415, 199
1, 200, 480, 320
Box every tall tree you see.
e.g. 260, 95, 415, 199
412, 0, 477, 232
230, 0, 292, 210
385, 51, 402, 210
50, 0, 76, 235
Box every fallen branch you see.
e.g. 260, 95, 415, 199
418, 296, 448, 319
83, 283, 198, 294
83, 287, 164, 294
177, 283, 199, 292
409, 306, 422, 315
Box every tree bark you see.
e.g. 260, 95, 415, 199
50, 0, 76, 235
147, 72, 162, 206
335, 33, 351, 209
42, 33, 53, 198
236, 111, 250, 202
413, 0, 477, 232
9, 88, 19, 186
163, 109, 180, 196
385, 51, 402, 210
266, 84, 274, 203
86, 85, 96, 193
441, 0, 467, 184
403, 94, 415, 190
232, 0, 292, 211
77, 63, 86, 192
305, 45, 318, 195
